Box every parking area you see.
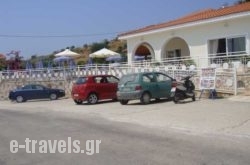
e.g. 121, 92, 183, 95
1, 97, 250, 138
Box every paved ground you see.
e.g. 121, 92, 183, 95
228, 95, 250, 103
1, 98, 250, 165
1, 96, 250, 138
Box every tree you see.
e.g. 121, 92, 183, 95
0, 59, 6, 70
83, 44, 88, 49
235, 0, 250, 4
6, 51, 23, 70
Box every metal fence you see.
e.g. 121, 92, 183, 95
132, 54, 250, 71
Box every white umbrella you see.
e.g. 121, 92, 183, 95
106, 55, 122, 62
53, 56, 73, 63
89, 48, 120, 58
55, 49, 80, 57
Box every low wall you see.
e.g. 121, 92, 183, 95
237, 73, 250, 95
0, 75, 76, 100
1, 67, 249, 100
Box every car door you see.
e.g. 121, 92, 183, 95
20, 85, 34, 100
32, 85, 48, 99
106, 75, 119, 98
94, 76, 110, 99
155, 72, 172, 97
141, 73, 158, 98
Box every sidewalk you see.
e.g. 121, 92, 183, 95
228, 95, 250, 103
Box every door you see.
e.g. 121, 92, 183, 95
155, 73, 172, 97
106, 76, 119, 98
32, 85, 49, 99
94, 76, 110, 99
141, 73, 158, 98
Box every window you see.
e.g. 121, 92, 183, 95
107, 76, 119, 83
167, 49, 181, 58
208, 36, 246, 56
156, 73, 171, 82
175, 49, 181, 58
228, 37, 246, 55
75, 77, 87, 84
142, 75, 151, 83
120, 74, 138, 84
142, 73, 154, 83
22, 85, 32, 90
95, 77, 103, 83
100, 77, 108, 83
34, 85, 44, 90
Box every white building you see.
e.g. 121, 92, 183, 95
118, 3, 250, 68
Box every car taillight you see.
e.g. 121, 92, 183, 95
135, 85, 142, 91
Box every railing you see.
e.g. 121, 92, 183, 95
131, 54, 250, 71
1, 54, 249, 77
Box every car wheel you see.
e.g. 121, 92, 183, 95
50, 93, 57, 100
74, 100, 83, 105
120, 100, 129, 105
87, 93, 98, 104
16, 95, 24, 103
140, 92, 151, 104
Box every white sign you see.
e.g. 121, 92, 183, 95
200, 68, 216, 90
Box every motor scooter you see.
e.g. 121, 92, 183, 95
170, 75, 196, 103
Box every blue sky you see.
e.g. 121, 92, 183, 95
0, 0, 237, 59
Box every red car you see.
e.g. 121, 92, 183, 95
71, 75, 119, 104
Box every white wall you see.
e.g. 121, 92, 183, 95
124, 15, 250, 67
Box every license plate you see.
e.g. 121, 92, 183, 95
171, 87, 176, 92
73, 94, 79, 97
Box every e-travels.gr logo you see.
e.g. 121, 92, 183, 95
10, 137, 101, 155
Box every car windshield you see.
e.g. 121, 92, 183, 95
22, 85, 32, 90
75, 77, 87, 85
119, 74, 138, 84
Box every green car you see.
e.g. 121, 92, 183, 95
117, 72, 174, 105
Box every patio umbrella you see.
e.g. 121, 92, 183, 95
55, 49, 80, 57
89, 48, 120, 58
106, 55, 122, 62
53, 56, 73, 63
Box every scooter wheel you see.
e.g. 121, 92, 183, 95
173, 94, 180, 104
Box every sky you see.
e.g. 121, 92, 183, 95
0, 0, 237, 59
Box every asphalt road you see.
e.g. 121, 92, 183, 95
0, 103, 250, 165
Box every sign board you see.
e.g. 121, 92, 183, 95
200, 68, 216, 90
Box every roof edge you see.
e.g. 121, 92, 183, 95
118, 2, 250, 39
118, 11, 250, 40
